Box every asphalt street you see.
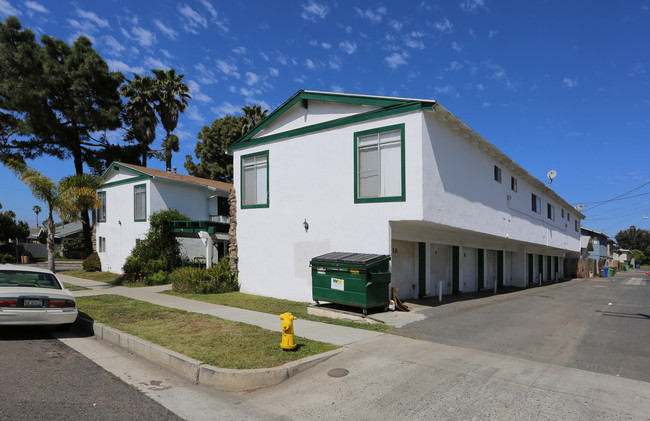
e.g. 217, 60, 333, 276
395, 269, 650, 383
0, 326, 182, 421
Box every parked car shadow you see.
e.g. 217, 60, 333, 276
0, 322, 94, 341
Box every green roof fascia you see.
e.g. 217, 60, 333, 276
99, 162, 153, 187
227, 90, 422, 153
229, 100, 432, 152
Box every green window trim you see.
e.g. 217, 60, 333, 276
353, 123, 406, 203
240, 150, 270, 209
133, 183, 147, 222
97, 191, 106, 223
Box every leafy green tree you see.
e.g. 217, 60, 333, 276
185, 115, 242, 182
0, 209, 29, 243
0, 17, 123, 255
6, 159, 100, 271
630, 249, 649, 266
152, 69, 191, 172
615, 226, 650, 256
32, 205, 41, 226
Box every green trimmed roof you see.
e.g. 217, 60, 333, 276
227, 90, 436, 153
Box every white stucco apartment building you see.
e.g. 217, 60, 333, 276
229, 90, 583, 302
96, 162, 232, 273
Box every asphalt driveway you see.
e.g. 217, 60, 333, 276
396, 270, 650, 383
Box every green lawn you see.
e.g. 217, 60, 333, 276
63, 282, 90, 291
164, 291, 391, 333
76, 295, 338, 369
59, 269, 121, 283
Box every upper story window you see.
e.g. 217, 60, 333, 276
494, 166, 502, 183
354, 124, 405, 203
98, 191, 106, 222
134, 184, 146, 221
547, 203, 555, 220
241, 151, 269, 208
561, 209, 565, 218
575, 220, 579, 232
531, 193, 541, 214
511, 176, 517, 192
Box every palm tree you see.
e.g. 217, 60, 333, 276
152, 69, 191, 172
7, 159, 100, 272
32, 205, 41, 226
58, 174, 103, 256
121, 74, 158, 167
241, 104, 269, 134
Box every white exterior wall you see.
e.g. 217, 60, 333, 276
421, 112, 580, 252
97, 172, 230, 273
96, 179, 151, 273
234, 112, 424, 301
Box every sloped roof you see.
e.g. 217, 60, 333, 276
102, 162, 232, 192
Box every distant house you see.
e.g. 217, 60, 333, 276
96, 162, 232, 273
228, 90, 583, 302
579, 227, 609, 277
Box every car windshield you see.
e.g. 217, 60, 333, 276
0, 270, 62, 289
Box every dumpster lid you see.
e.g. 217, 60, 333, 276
310, 252, 389, 266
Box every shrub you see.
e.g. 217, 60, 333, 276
0, 253, 16, 263
83, 252, 101, 272
170, 258, 239, 294
121, 209, 189, 283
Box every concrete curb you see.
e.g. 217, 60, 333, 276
74, 316, 341, 391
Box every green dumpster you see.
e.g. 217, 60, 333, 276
310, 252, 391, 314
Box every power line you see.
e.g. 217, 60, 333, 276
578, 180, 650, 211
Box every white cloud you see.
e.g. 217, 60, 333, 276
178, 3, 207, 34
200, 0, 218, 20
131, 23, 156, 47
354, 6, 387, 23
269, 67, 279, 76
446, 61, 463, 71
195, 63, 217, 84
322, 42, 331, 49
389, 20, 403, 32
451, 41, 463, 52
328, 55, 342, 70
102, 35, 126, 55
215, 59, 240, 78
301, 1, 329, 21
460, 0, 488, 13
339, 40, 357, 55
433, 85, 453, 95
0, 0, 20, 16
76, 8, 109, 28
405, 33, 425, 50
186, 80, 212, 103
331, 84, 344, 92
106, 59, 145, 74
305, 58, 316, 69
25, 1, 48, 13
629, 63, 646, 77
434, 18, 453, 32
187, 105, 204, 122
153, 19, 178, 40
245, 72, 261, 85
482, 102, 490, 107
211, 102, 241, 116
563, 77, 578, 88
233, 46, 247, 54
144, 56, 170, 70
385, 52, 409, 69
160, 49, 174, 59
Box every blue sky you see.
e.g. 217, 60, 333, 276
1, 0, 649, 239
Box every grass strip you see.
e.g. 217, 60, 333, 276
64, 282, 90, 291
76, 295, 338, 369
61, 269, 121, 283
164, 291, 391, 333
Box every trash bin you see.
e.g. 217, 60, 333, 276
604, 267, 609, 278
310, 252, 391, 314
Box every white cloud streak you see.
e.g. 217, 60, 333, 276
301, 1, 329, 21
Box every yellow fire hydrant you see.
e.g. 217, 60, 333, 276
279, 312, 297, 350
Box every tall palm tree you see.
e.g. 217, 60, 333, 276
152, 69, 191, 172
58, 173, 102, 256
7, 159, 100, 272
241, 104, 269, 134
32, 205, 41, 226
121, 74, 158, 167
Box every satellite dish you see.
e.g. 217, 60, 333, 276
575, 205, 586, 212
546, 170, 557, 185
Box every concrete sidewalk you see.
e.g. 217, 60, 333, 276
57, 273, 382, 346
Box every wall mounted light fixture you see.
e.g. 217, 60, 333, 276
303, 218, 309, 232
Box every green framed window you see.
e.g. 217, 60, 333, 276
354, 123, 405, 203
531, 193, 541, 214
241, 151, 269, 208
134, 184, 146, 221
494, 165, 502, 183
97, 191, 106, 222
